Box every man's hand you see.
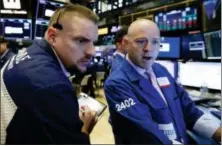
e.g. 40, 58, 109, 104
79, 105, 97, 135
213, 127, 221, 142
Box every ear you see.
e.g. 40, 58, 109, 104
46, 27, 57, 47
115, 42, 121, 49
122, 35, 129, 46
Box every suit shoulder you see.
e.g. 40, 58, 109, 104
105, 68, 130, 88
3, 46, 68, 90
153, 62, 169, 73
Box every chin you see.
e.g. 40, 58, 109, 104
138, 63, 147, 69
78, 66, 87, 73
144, 62, 153, 69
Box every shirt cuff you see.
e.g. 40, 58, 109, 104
172, 140, 182, 144
193, 113, 221, 139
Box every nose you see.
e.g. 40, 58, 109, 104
85, 43, 95, 58
143, 41, 150, 52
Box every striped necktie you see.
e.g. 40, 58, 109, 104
145, 70, 168, 105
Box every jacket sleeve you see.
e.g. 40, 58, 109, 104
30, 83, 90, 144
174, 82, 204, 130
158, 63, 204, 130
104, 80, 172, 144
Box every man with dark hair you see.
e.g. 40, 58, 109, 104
0, 36, 14, 69
111, 25, 128, 72
1, 4, 99, 144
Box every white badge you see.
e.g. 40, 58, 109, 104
157, 77, 170, 87
158, 123, 177, 140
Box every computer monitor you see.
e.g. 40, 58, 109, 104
203, 0, 219, 19
155, 7, 198, 31
36, 0, 64, 20
34, 19, 49, 39
0, 18, 32, 40
204, 30, 221, 59
118, 2, 123, 8
155, 60, 177, 78
158, 37, 180, 59
95, 51, 102, 57
102, 35, 115, 45
98, 27, 108, 35
178, 62, 221, 90
181, 33, 206, 60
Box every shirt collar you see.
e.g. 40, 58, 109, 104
1, 50, 9, 59
126, 54, 153, 79
114, 51, 125, 58
51, 47, 70, 78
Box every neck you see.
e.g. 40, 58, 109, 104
1, 49, 8, 56
117, 49, 126, 55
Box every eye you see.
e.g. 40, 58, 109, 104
76, 39, 88, 44
151, 39, 160, 45
136, 39, 146, 44
135, 39, 147, 48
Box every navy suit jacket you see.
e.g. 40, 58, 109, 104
2, 39, 90, 144
0, 49, 14, 69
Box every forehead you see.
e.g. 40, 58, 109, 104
62, 15, 98, 40
130, 24, 160, 39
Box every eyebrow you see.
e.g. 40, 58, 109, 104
74, 36, 90, 40
135, 37, 160, 40
73, 36, 98, 42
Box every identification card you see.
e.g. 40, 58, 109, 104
157, 77, 170, 87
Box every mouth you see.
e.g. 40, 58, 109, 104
142, 56, 152, 60
81, 60, 90, 66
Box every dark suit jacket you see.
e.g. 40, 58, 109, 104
0, 49, 14, 69
2, 39, 90, 144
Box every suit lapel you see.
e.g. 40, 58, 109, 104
152, 64, 177, 101
122, 60, 167, 108
152, 64, 178, 116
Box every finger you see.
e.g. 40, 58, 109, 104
79, 111, 83, 118
84, 105, 91, 111
87, 110, 96, 118
91, 110, 97, 116
92, 115, 99, 127
83, 110, 91, 117
80, 108, 86, 113
79, 110, 86, 118
81, 105, 87, 110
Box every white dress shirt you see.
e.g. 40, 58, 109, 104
113, 51, 125, 58
51, 47, 70, 78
